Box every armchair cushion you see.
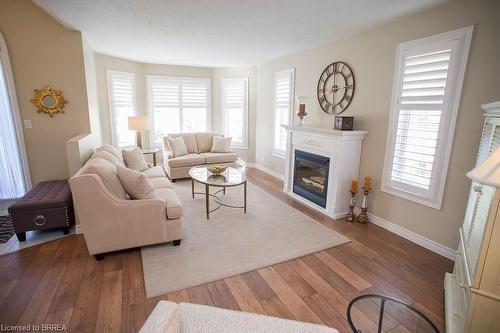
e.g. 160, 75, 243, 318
195, 132, 219, 153
168, 154, 205, 168
80, 158, 129, 199
154, 188, 183, 219
142, 166, 167, 178
149, 177, 173, 189
91, 150, 125, 167
168, 133, 198, 154
210, 136, 232, 153
122, 147, 149, 171
117, 166, 156, 199
168, 137, 189, 157
201, 152, 238, 164
95, 144, 123, 162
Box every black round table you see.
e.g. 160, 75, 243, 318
347, 294, 440, 333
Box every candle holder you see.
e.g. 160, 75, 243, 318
297, 111, 307, 126
357, 187, 371, 224
346, 190, 357, 222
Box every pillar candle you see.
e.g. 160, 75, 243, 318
351, 180, 358, 192
299, 104, 306, 114
364, 176, 372, 189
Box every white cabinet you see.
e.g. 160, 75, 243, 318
445, 101, 500, 333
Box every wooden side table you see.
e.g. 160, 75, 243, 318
142, 148, 160, 166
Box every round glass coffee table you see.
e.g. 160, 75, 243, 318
189, 166, 247, 219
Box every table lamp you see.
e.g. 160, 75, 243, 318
467, 147, 500, 187
128, 116, 149, 149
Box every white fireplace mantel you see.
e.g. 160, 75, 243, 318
283, 125, 367, 219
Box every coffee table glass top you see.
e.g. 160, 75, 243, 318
189, 166, 246, 186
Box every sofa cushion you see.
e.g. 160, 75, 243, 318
211, 136, 232, 153
91, 150, 125, 167
122, 147, 149, 171
117, 166, 155, 199
168, 133, 198, 154
142, 166, 167, 178
167, 137, 189, 157
95, 144, 123, 162
80, 158, 129, 199
195, 132, 219, 153
149, 177, 173, 189
153, 188, 183, 219
201, 152, 238, 164
168, 154, 206, 168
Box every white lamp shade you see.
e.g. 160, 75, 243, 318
467, 147, 500, 187
128, 116, 149, 130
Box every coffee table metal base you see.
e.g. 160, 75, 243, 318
191, 179, 247, 219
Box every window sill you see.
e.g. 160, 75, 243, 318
231, 146, 248, 150
380, 185, 442, 210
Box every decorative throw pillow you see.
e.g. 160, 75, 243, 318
122, 148, 149, 171
210, 136, 232, 153
167, 136, 189, 157
116, 166, 155, 199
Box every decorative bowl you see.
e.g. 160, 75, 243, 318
207, 165, 227, 175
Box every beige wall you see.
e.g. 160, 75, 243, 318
94, 54, 258, 162
0, 0, 92, 185
255, 0, 500, 249
213, 67, 257, 162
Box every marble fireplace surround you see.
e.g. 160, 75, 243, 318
283, 125, 367, 218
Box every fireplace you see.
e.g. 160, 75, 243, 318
293, 150, 330, 208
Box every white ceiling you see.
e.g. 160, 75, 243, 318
34, 0, 448, 67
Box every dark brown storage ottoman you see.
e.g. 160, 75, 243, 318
8, 180, 75, 241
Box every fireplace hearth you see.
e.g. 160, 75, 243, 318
293, 150, 329, 208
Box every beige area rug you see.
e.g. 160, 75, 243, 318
141, 180, 349, 298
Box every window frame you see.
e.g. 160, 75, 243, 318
273, 68, 295, 158
381, 26, 473, 209
221, 77, 249, 150
147, 75, 212, 147
106, 69, 138, 147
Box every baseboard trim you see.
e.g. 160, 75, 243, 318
246, 163, 284, 181
75, 224, 84, 234
354, 208, 455, 260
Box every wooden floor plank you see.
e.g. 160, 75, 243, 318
225, 275, 267, 315
258, 267, 323, 324
186, 285, 215, 306
166, 289, 190, 303
315, 251, 371, 291
206, 279, 240, 311
95, 270, 123, 333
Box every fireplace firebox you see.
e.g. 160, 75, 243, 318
293, 150, 330, 208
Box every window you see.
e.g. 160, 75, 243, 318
221, 78, 248, 149
106, 70, 137, 147
273, 69, 295, 156
0, 32, 30, 211
147, 76, 211, 146
381, 26, 473, 209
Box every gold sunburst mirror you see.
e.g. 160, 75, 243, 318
31, 85, 67, 117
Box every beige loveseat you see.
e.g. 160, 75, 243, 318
140, 301, 338, 333
69, 145, 182, 259
163, 132, 239, 181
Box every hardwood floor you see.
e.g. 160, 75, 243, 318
0, 168, 453, 332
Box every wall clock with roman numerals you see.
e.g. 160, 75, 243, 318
317, 61, 355, 115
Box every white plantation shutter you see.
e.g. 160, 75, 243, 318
222, 78, 248, 148
107, 70, 136, 147
274, 69, 295, 155
382, 27, 473, 209
391, 50, 451, 190
148, 76, 210, 146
